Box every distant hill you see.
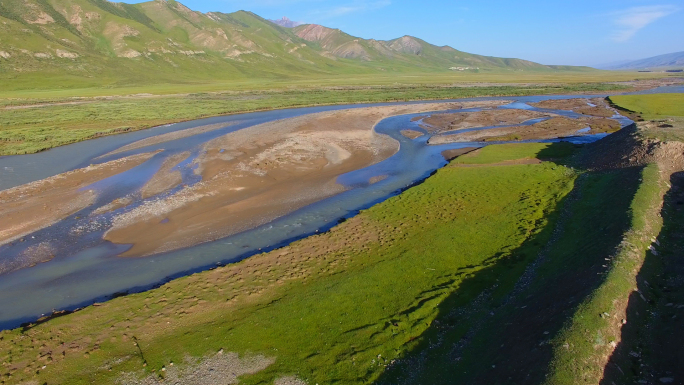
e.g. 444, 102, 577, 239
0, 0, 593, 88
291, 23, 586, 71
269, 17, 302, 28
606, 51, 684, 70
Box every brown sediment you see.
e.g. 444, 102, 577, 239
419, 108, 553, 134
368, 175, 388, 185
100, 122, 238, 158
430, 116, 622, 144
91, 196, 135, 216
140, 151, 190, 199
103, 102, 501, 257
0, 151, 159, 246
400, 129, 424, 139
441, 147, 479, 161
529, 98, 616, 118
575, 106, 615, 118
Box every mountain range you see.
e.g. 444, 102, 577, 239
605, 51, 684, 70
0, 0, 590, 88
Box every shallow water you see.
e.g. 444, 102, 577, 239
0, 93, 637, 328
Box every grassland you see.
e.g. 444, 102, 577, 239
378, 148, 654, 384
0, 81, 630, 155
1, 94, 682, 385
591, 93, 684, 384
0, 71, 664, 98
610, 93, 684, 119
0, 143, 577, 384
543, 163, 664, 385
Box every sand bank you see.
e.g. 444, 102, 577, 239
0, 151, 159, 247
103, 102, 493, 257
429, 116, 621, 144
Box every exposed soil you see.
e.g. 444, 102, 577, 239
440, 147, 478, 161
430, 116, 621, 144
611, 77, 684, 92
102, 102, 488, 257
400, 129, 424, 139
529, 97, 616, 117
0, 151, 160, 248
140, 152, 190, 199
100, 122, 239, 158
574, 123, 654, 171
418, 108, 550, 133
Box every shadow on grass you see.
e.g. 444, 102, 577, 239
601, 171, 684, 385
376, 143, 645, 385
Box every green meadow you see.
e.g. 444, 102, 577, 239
2, 94, 683, 384
0, 143, 578, 384
0, 81, 628, 155
610, 93, 684, 119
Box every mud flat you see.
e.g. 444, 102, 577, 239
100, 102, 491, 257
140, 151, 191, 199
100, 122, 239, 158
529, 97, 616, 117
416, 106, 544, 133
400, 129, 424, 139
429, 115, 621, 144
0, 151, 159, 248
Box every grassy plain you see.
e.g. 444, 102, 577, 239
610, 93, 684, 119
0, 81, 629, 155
453, 142, 577, 164
0, 143, 577, 384
0, 71, 663, 98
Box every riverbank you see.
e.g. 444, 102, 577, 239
0, 93, 630, 328
1, 93, 683, 385
103, 102, 492, 257
0, 142, 578, 385
0, 81, 654, 156
1, 103, 682, 384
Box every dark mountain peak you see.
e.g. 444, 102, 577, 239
269, 16, 302, 28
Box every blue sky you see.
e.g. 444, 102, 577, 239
128, 0, 683, 66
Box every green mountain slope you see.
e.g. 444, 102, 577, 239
0, 0, 592, 89
292, 24, 567, 72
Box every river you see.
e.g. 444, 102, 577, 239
0, 88, 677, 329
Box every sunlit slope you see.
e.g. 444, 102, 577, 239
292, 23, 590, 72
0, 0, 595, 89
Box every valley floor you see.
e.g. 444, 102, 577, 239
0, 94, 683, 385
0, 76, 679, 156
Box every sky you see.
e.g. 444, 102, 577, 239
126, 0, 683, 67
